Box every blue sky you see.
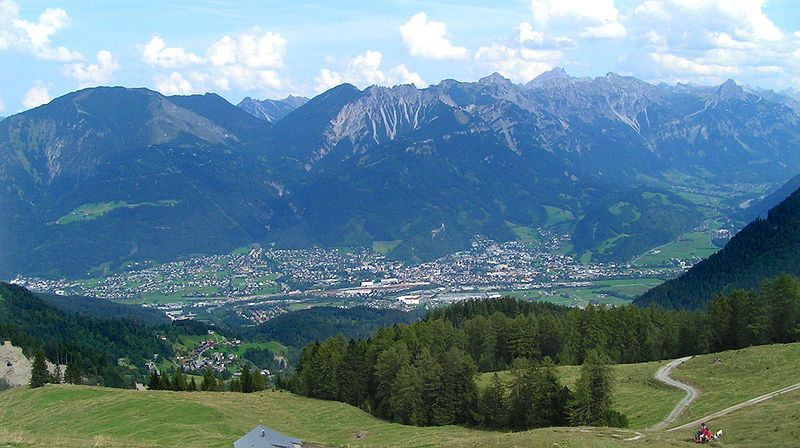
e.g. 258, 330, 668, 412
1, 0, 799, 114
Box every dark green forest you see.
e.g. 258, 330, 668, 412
289, 277, 800, 431
638, 186, 800, 309
0, 282, 173, 387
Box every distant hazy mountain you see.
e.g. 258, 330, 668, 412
739, 173, 800, 222
237, 95, 308, 122
2, 70, 800, 277
636, 186, 800, 309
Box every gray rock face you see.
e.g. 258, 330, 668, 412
238, 95, 309, 123
0, 341, 32, 387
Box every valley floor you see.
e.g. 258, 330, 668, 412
0, 343, 797, 448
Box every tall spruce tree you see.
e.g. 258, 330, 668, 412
148, 372, 161, 390
201, 368, 218, 391
29, 350, 50, 388
389, 363, 423, 425
479, 373, 508, 428
241, 366, 253, 393
64, 360, 82, 385
569, 351, 613, 426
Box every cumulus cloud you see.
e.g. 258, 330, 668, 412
474, 43, 561, 83
314, 50, 425, 92
628, 0, 797, 86
650, 53, 740, 76
399, 12, 468, 59
141, 31, 287, 95
518, 22, 544, 45
64, 50, 119, 87
530, 0, 626, 39
0, 0, 82, 61
22, 81, 50, 109
155, 72, 194, 95
0, 94, 5, 114
142, 36, 202, 68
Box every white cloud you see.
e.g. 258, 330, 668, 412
634, 1, 672, 21
530, 0, 626, 39
667, 0, 782, 42
518, 22, 544, 45
22, 81, 50, 109
621, 0, 799, 88
0, 94, 5, 114
155, 72, 194, 95
143, 31, 287, 95
474, 43, 561, 83
141, 36, 202, 68
650, 53, 740, 77
64, 50, 119, 87
399, 12, 468, 59
0, 0, 82, 61
314, 50, 425, 92
388, 64, 426, 87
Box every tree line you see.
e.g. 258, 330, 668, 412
287, 275, 800, 430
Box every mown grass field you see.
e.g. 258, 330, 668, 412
0, 386, 655, 448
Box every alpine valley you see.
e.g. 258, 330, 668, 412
2, 69, 800, 279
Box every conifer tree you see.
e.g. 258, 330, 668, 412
189, 376, 198, 392
65, 360, 82, 385
569, 351, 613, 426
171, 369, 187, 391
148, 372, 160, 390
389, 363, 423, 425
30, 350, 50, 388
479, 373, 508, 428
159, 371, 171, 390
241, 366, 253, 393
201, 368, 217, 391
251, 369, 267, 392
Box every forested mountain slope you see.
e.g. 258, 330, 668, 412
637, 187, 800, 309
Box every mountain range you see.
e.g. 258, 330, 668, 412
1, 69, 800, 278
237, 95, 308, 123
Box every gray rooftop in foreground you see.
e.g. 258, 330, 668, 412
233, 425, 303, 448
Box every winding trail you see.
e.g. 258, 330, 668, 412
666, 382, 800, 432
649, 356, 697, 431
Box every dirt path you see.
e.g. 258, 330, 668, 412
649, 356, 697, 431
667, 382, 800, 432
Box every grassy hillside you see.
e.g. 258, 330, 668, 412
0, 386, 651, 448
663, 385, 800, 447
1, 343, 798, 448
669, 342, 800, 426
476, 342, 800, 431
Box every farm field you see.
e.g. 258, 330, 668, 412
633, 231, 719, 267
498, 277, 665, 307
55, 200, 179, 225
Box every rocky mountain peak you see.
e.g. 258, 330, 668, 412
526, 67, 571, 88
715, 79, 746, 102
478, 72, 513, 86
